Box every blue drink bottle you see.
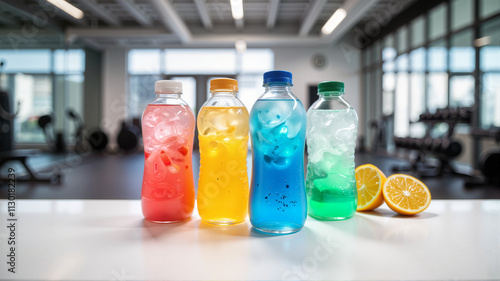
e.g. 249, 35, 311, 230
249, 70, 307, 234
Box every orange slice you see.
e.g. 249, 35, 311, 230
355, 164, 386, 211
382, 174, 431, 215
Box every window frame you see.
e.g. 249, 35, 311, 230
361, 0, 500, 166
0, 48, 86, 145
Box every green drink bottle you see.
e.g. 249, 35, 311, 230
306, 81, 358, 220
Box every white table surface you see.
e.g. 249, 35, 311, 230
0, 199, 499, 281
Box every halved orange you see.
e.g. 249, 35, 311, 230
382, 174, 431, 215
355, 164, 386, 211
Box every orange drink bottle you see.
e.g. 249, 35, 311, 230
197, 78, 249, 225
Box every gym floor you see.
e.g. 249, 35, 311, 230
2, 151, 500, 200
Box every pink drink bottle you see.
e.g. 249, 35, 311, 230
141, 80, 195, 223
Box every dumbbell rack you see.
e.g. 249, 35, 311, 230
392, 107, 473, 178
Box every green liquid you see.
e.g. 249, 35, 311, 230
308, 195, 357, 220
306, 171, 357, 220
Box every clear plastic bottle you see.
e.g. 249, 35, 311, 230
197, 78, 249, 225
141, 80, 196, 223
249, 70, 307, 234
306, 81, 358, 220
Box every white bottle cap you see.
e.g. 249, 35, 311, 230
155, 80, 182, 94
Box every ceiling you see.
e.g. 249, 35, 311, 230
0, 0, 414, 49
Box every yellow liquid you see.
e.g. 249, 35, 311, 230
197, 106, 249, 225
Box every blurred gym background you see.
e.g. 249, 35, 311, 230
0, 0, 499, 199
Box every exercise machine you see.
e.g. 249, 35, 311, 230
67, 109, 108, 154
38, 114, 66, 153
0, 60, 61, 183
117, 121, 141, 152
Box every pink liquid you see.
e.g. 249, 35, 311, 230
141, 104, 195, 222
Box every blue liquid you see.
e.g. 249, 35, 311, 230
249, 99, 307, 234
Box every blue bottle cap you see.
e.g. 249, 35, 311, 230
263, 70, 293, 86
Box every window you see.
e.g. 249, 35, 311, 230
61, 74, 85, 142
0, 49, 85, 144
395, 55, 409, 137
383, 60, 396, 72
394, 72, 409, 137
237, 74, 263, 114
429, 3, 447, 40
171, 77, 197, 112
397, 26, 408, 54
165, 49, 237, 74
13, 74, 52, 143
450, 75, 475, 107
54, 49, 85, 142
451, 0, 474, 31
362, 0, 499, 166
240, 49, 273, 73
0, 49, 51, 73
383, 73, 395, 115
450, 29, 475, 72
410, 72, 426, 137
480, 0, 500, 19
480, 17, 500, 128
383, 35, 396, 61
428, 39, 447, 72
128, 49, 161, 75
410, 48, 426, 72
364, 71, 372, 125
410, 47, 426, 137
128, 75, 161, 118
127, 49, 274, 118
396, 54, 408, 72
481, 74, 500, 128
427, 73, 449, 112
480, 47, 500, 71
480, 17, 500, 72
54, 49, 85, 74
427, 40, 449, 112
374, 68, 383, 118
411, 16, 426, 48
382, 35, 396, 116
238, 49, 274, 112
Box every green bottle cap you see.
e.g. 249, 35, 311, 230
318, 81, 344, 95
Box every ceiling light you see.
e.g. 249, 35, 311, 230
321, 8, 346, 35
230, 0, 244, 20
46, 0, 84, 20
235, 40, 247, 53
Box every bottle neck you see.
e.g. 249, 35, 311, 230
210, 91, 236, 97
204, 90, 244, 107
261, 83, 296, 100
319, 91, 344, 99
264, 84, 292, 91
156, 93, 181, 99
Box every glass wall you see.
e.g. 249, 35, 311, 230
127, 49, 274, 119
362, 0, 500, 167
480, 16, 500, 128
0, 49, 85, 144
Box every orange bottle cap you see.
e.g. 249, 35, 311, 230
210, 78, 238, 92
